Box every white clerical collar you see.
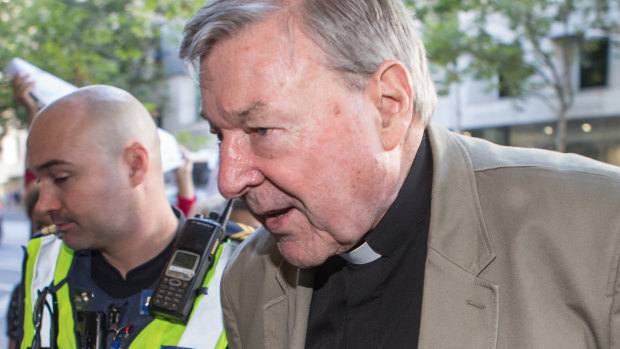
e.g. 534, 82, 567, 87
339, 241, 382, 264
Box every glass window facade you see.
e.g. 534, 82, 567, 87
464, 116, 620, 166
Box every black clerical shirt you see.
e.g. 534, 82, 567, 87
305, 132, 432, 349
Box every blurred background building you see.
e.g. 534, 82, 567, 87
413, 0, 620, 165
433, 32, 620, 165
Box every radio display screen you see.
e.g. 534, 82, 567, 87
171, 251, 198, 270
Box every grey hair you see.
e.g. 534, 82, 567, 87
179, 0, 437, 124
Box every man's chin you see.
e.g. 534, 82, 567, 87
60, 234, 88, 251
277, 242, 330, 269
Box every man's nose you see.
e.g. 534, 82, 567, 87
35, 183, 61, 215
217, 134, 264, 198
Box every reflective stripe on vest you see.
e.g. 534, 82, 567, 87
178, 241, 236, 348
22, 235, 76, 349
130, 241, 236, 348
24, 238, 237, 349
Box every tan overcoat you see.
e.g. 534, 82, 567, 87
221, 122, 620, 349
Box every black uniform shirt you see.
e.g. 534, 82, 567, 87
305, 132, 433, 349
90, 206, 184, 297
68, 206, 184, 348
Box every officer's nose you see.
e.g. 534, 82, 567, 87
34, 182, 61, 216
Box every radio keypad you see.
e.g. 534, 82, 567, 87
152, 276, 188, 309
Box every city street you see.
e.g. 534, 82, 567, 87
0, 205, 30, 348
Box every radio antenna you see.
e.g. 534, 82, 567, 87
216, 199, 234, 227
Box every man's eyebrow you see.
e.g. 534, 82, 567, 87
201, 100, 266, 124
33, 159, 72, 173
232, 101, 266, 121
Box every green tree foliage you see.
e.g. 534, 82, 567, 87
175, 130, 209, 152
409, 0, 619, 151
0, 0, 203, 143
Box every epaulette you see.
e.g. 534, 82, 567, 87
31, 224, 61, 239
225, 222, 255, 241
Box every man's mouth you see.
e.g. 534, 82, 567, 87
51, 216, 74, 232
263, 207, 291, 220
262, 207, 293, 230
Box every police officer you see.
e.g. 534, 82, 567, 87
17, 85, 248, 349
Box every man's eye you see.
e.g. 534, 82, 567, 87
255, 128, 270, 136
209, 128, 223, 144
54, 176, 69, 183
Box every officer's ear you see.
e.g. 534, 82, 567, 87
123, 142, 149, 187
368, 60, 414, 151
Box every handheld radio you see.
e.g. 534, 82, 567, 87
148, 200, 233, 324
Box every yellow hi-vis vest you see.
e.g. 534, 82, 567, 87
21, 234, 235, 349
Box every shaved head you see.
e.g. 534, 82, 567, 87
30, 85, 161, 170
25, 85, 176, 261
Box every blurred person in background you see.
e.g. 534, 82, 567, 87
6, 76, 49, 349
174, 146, 198, 217
5, 183, 52, 349
11, 73, 39, 190
11, 73, 39, 124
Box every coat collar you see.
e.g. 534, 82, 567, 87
426, 122, 496, 275
418, 123, 498, 348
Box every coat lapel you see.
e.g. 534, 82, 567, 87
263, 261, 313, 349
418, 124, 499, 348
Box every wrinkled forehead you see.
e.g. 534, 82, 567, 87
199, 10, 313, 82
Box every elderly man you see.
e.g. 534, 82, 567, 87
180, 0, 620, 348
18, 85, 236, 349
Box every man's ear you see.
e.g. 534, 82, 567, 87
123, 142, 149, 187
369, 60, 414, 151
